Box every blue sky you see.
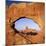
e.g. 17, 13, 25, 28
15, 18, 40, 32
6, 0, 32, 6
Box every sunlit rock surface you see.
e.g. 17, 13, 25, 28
6, 3, 45, 45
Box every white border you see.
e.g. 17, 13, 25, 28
0, 0, 5, 46
0, 0, 46, 46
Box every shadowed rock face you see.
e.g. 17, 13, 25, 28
22, 32, 38, 35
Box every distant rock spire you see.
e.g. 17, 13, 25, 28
26, 26, 28, 30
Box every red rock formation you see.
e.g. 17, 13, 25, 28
6, 3, 45, 46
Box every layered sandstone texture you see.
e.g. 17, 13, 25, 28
6, 3, 45, 46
